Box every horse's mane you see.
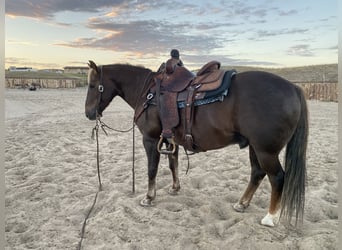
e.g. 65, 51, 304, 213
87, 63, 153, 84
106, 63, 151, 72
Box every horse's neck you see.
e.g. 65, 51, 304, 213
117, 68, 151, 109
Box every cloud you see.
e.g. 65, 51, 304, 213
54, 22, 73, 27
5, 0, 186, 20
54, 19, 226, 54
194, 22, 240, 31
257, 28, 308, 38
6, 0, 276, 24
328, 45, 338, 50
278, 9, 298, 16
286, 44, 314, 57
221, 2, 273, 20
183, 54, 281, 68
7, 39, 39, 46
5, 57, 61, 68
5, 0, 126, 19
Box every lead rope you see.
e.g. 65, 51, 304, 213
92, 118, 103, 191
77, 118, 102, 250
91, 118, 135, 193
77, 117, 135, 250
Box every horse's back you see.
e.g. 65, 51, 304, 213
232, 71, 298, 100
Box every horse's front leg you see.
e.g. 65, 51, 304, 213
168, 145, 180, 195
140, 136, 160, 207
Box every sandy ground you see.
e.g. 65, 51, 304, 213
5, 88, 337, 249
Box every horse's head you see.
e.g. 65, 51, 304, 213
85, 60, 116, 120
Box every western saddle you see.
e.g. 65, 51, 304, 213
136, 58, 236, 154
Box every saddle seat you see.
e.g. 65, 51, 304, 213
193, 60, 225, 91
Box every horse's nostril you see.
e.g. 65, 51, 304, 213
85, 112, 92, 120
85, 110, 96, 120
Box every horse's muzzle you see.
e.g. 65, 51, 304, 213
85, 110, 97, 120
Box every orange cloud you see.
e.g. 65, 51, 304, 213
105, 9, 119, 17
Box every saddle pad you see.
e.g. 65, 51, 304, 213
177, 70, 236, 108
203, 69, 236, 98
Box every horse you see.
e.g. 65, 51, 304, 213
85, 60, 308, 227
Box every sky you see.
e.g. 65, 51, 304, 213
5, 0, 338, 70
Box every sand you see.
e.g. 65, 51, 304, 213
5, 88, 338, 249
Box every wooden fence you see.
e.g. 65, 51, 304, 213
296, 82, 338, 102
5, 77, 79, 89
5, 77, 338, 102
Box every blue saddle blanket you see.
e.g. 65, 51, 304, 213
177, 69, 236, 108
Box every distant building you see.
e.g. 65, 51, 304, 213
40, 69, 64, 74
64, 66, 88, 74
8, 66, 36, 72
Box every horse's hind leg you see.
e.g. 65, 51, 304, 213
168, 145, 180, 195
233, 146, 266, 212
256, 151, 284, 227
140, 136, 160, 207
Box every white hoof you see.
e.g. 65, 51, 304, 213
261, 212, 280, 227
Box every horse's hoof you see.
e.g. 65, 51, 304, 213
168, 187, 180, 195
261, 212, 279, 227
140, 197, 154, 207
233, 203, 246, 213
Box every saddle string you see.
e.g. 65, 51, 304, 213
183, 148, 196, 175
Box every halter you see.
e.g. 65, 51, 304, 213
95, 66, 104, 117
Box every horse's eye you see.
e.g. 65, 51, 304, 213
89, 84, 96, 89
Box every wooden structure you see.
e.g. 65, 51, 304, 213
5, 77, 78, 88
296, 82, 338, 102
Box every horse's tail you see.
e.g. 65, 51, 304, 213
281, 86, 309, 226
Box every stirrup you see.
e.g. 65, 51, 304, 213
157, 136, 176, 155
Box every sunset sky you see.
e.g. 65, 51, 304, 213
5, 0, 338, 70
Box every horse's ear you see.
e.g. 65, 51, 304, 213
88, 60, 99, 73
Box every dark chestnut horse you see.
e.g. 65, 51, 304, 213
85, 60, 308, 227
